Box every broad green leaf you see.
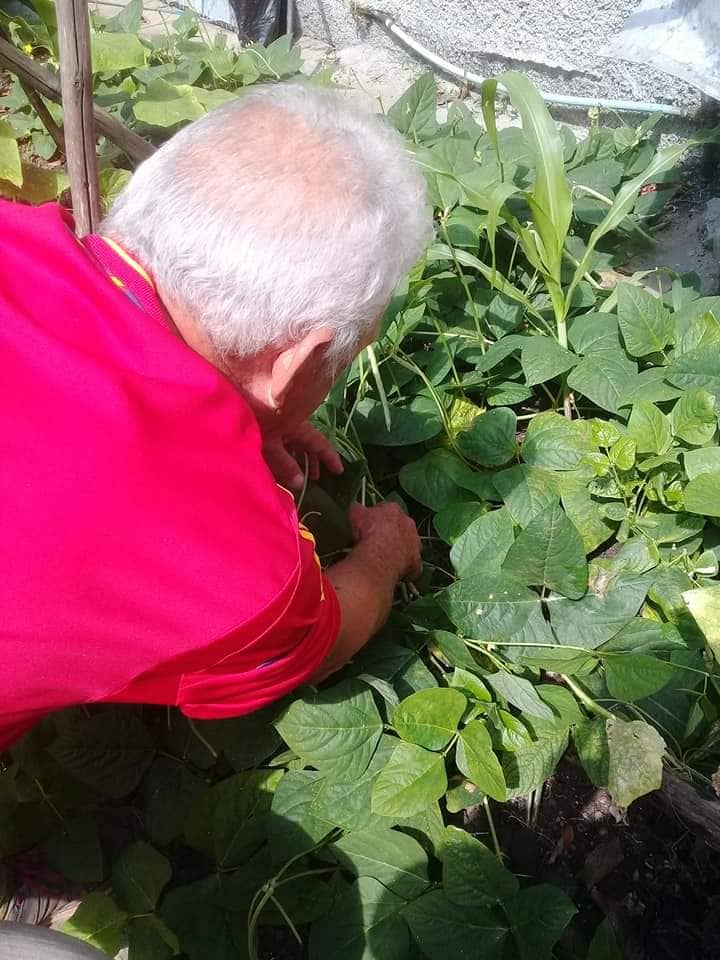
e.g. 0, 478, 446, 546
434, 502, 488, 544
371, 741, 447, 817
388, 72, 438, 140
50, 710, 155, 799
440, 573, 538, 642
42, 816, 103, 884
144, 758, 204, 846
309, 877, 409, 960
609, 537, 659, 575
684, 473, 720, 517
567, 352, 638, 415
332, 826, 429, 898
355, 396, 442, 446
683, 584, 720, 661
560, 473, 614, 552
450, 507, 514, 577
503, 729, 568, 797
446, 778, 484, 812
503, 501, 587, 598
456, 407, 517, 466
268, 770, 332, 862
616, 283, 673, 357
609, 436, 636, 470
568, 312, 621, 355
521, 411, 594, 470
487, 672, 554, 720
588, 918, 622, 960
112, 840, 171, 913
128, 916, 179, 960
604, 653, 675, 702
104, 0, 142, 33
450, 667, 492, 702
601, 618, 685, 655
635, 507, 704, 544
456, 719, 507, 801
667, 343, 720, 399
626, 401, 672, 455
0, 161, 67, 204
606, 718, 665, 808
441, 826, 518, 907
402, 889, 507, 960
275, 679, 383, 782
399, 448, 494, 510
520, 337, 577, 385
493, 464, 559, 526
0, 119, 22, 187
536, 684, 585, 728
197, 705, 281, 770
185, 769, 280, 868
160, 874, 243, 960
549, 571, 650, 649
392, 688, 467, 750
616, 367, 682, 407
684, 446, 720, 480
430, 630, 483, 673
133, 80, 205, 127
573, 718, 609, 786
505, 884, 577, 960
310, 735, 395, 833
91, 31, 147, 73
62, 894, 128, 956
675, 302, 720, 355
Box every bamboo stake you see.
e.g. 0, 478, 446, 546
19, 80, 66, 155
56, 0, 100, 235
0, 39, 155, 166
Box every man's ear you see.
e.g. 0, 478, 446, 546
270, 326, 335, 406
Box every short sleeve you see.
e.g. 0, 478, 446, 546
176, 523, 340, 719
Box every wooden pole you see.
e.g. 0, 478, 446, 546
56, 0, 101, 235
0, 38, 155, 166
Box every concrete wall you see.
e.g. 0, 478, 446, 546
295, 0, 701, 112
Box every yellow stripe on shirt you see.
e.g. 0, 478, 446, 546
101, 236, 154, 287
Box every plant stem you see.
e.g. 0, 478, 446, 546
366, 343, 392, 432
483, 797, 503, 861
561, 675, 614, 721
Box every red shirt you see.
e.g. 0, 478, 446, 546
0, 201, 339, 750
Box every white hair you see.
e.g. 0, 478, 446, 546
103, 82, 432, 363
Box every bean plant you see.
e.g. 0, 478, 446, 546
2, 7, 720, 959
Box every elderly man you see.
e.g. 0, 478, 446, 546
0, 82, 431, 753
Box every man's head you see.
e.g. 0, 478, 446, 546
104, 82, 432, 428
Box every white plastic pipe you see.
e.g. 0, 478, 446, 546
356, 6, 689, 117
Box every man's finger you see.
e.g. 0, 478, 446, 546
299, 423, 344, 474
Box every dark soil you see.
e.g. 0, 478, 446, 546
466, 759, 720, 960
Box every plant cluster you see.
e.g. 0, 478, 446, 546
2, 7, 720, 959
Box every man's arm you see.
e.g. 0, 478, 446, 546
309, 502, 422, 681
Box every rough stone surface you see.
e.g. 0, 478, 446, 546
704, 197, 720, 253
295, 0, 701, 113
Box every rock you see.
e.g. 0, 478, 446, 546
703, 197, 720, 254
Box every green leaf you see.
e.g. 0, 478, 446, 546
503, 729, 568, 797
667, 344, 720, 399
402, 888, 507, 960
399, 448, 494, 510
487, 672, 554, 720
197, 706, 281, 771
617, 367, 682, 407
388, 72, 438, 140
332, 826, 429, 898
91, 31, 147, 73
392, 688, 467, 750
604, 653, 675, 702
160, 874, 242, 960
144, 758, 204, 847
112, 841, 171, 913
567, 352, 638, 415
684, 473, 720, 517
549, 571, 650, 649
0, 119, 22, 187
606, 718, 665, 808
184, 769, 280, 868
635, 507, 704, 544
522, 411, 594, 470
50, 709, 155, 799
450, 507, 514, 577
616, 283, 673, 357
456, 719, 507, 801
309, 876, 409, 960
268, 769, 332, 862
128, 916, 179, 960
371, 741, 447, 817
441, 825, 519, 906
434, 502, 488, 544
684, 446, 720, 480
275, 679, 383, 782
502, 501, 587, 599
505, 884, 577, 960
456, 407, 517, 466
310, 735, 395, 833
683, 584, 720, 661
609, 436, 637, 470
104, 0, 142, 33
626, 401, 672, 455
493, 464, 559, 526
355, 396, 442, 446
588, 918, 622, 960
62, 894, 128, 956
133, 79, 205, 127
440, 572, 539, 642
560, 473, 615, 552
520, 337, 577, 385
573, 718, 609, 786
42, 816, 103, 884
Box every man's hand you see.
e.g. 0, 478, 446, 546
263, 421, 343, 491
348, 502, 423, 582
